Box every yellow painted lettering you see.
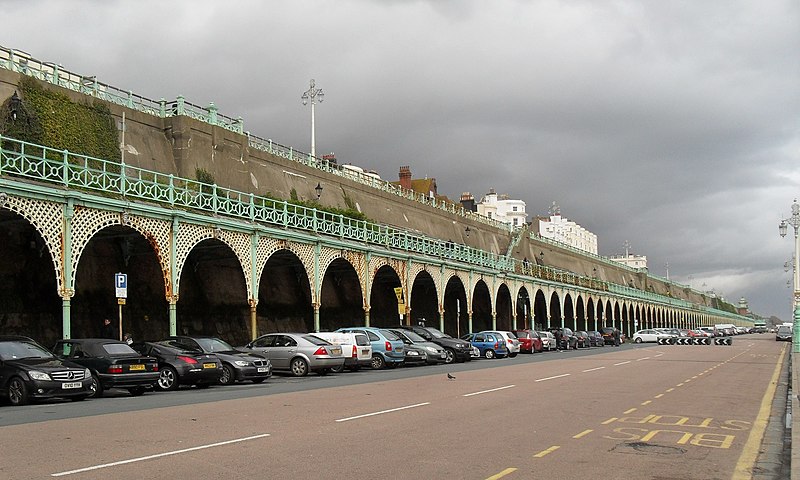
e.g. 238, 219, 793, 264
604, 428, 646, 441
721, 420, 751, 431
640, 430, 693, 445
617, 414, 656, 424
681, 417, 714, 428
690, 433, 735, 449
648, 415, 690, 426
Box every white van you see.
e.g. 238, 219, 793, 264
314, 332, 372, 372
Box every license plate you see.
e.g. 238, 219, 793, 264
362, 349, 369, 354
331, 347, 341, 355
257, 367, 269, 373
62, 382, 81, 389
203, 363, 216, 369
129, 364, 145, 371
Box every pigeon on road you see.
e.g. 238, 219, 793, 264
447, 373, 456, 380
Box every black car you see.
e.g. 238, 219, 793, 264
397, 326, 472, 363
164, 336, 272, 385
549, 327, 578, 350
575, 331, 591, 348
0, 336, 93, 406
588, 331, 605, 347
52, 338, 159, 398
131, 341, 223, 391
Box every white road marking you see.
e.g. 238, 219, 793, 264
51, 434, 270, 477
636, 357, 650, 361
535, 373, 571, 382
613, 361, 631, 366
335, 402, 430, 422
582, 366, 605, 372
463, 385, 516, 397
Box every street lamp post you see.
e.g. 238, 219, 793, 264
301, 79, 324, 159
779, 198, 800, 352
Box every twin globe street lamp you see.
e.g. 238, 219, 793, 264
301, 79, 324, 159
778, 198, 800, 351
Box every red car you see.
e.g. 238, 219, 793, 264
511, 330, 544, 353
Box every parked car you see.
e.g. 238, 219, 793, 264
164, 336, 271, 384
482, 331, 520, 357
588, 331, 605, 347
699, 327, 716, 337
549, 327, 578, 350
397, 325, 472, 363
461, 333, 509, 359
776, 325, 792, 342
575, 331, 591, 348
131, 341, 222, 390
388, 329, 447, 365
538, 331, 557, 351
337, 327, 404, 369
0, 336, 92, 406
511, 329, 543, 353
52, 338, 159, 398
632, 329, 675, 343
313, 331, 372, 372
243, 333, 343, 376
600, 327, 618, 345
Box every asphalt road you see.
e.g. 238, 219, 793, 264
0, 334, 787, 480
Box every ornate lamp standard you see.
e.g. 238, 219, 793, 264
779, 199, 800, 351
301, 79, 324, 159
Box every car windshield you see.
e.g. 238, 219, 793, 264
0, 340, 54, 360
424, 327, 448, 339
303, 335, 331, 345
777, 327, 791, 334
102, 343, 140, 356
379, 329, 401, 341
400, 330, 426, 343
196, 337, 235, 352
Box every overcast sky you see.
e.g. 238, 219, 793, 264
5, 0, 799, 320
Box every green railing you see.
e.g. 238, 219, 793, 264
0, 134, 751, 322
0, 44, 510, 231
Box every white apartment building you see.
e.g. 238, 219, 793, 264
608, 253, 648, 269
538, 213, 598, 254
477, 188, 527, 227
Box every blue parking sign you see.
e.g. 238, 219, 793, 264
115, 273, 128, 298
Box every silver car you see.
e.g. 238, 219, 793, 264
243, 333, 345, 377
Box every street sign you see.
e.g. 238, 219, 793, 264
115, 273, 128, 298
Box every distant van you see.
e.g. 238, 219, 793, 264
314, 332, 372, 372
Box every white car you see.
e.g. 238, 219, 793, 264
483, 331, 521, 357
313, 332, 372, 372
632, 329, 675, 343
538, 331, 557, 351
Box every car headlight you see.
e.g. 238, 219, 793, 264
425, 346, 439, 353
234, 360, 249, 367
84, 368, 91, 379
407, 350, 420, 356
28, 370, 51, 381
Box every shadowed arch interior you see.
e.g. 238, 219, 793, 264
472, 280, 492, 332
319, 257, 363, 331
258, 249, 313, 333
410, 270, 438, 327
443, 276, 468, 337
370, 265, 402, 327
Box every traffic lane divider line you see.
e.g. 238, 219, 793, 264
601, 418, 618, 424
535, 373, 571, 382
732, 344, 787, 480
50, 434, 270, 477
463, 385, 516, 397
335, 402, 430, 422
641, 400, 652, 406
485, 468, 517, 479
533, 446, 560, 458
636, 357, 650, 361
582, 366, 605, 372
666, 388, 675, 392
624, 408, 637, 414
654, 394, 664, 398
572, 429, 593, 439
614, 361, 631, 366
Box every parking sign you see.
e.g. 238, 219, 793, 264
115, 273, 128, 298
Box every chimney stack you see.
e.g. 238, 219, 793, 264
399, 166, 412, 190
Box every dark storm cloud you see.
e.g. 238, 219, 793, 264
3, 0, 798, 318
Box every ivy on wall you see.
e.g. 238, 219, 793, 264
1, 77, 120, 162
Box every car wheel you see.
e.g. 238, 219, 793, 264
509, 352, 518, 358
331, 364, 344, 374
157, 366, 179, 391
371, 354, 385, 370
485, 349, 495, 359
290, 358, 309, 377
89, 374, 104, 398
318, 368, 329, 376
128, 386, 146, 397
219, 364, 236, 385
444, 348, 455, 364
8, 377, 29, 406
634, 337, 643, 344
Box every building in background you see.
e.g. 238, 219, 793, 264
608, 253, 648, 269
537, 203, 598, 254
476, 188, 527, 227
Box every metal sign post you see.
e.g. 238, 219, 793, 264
115, 273, 127, 341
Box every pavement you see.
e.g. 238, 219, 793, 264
792, 353, 798, 480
